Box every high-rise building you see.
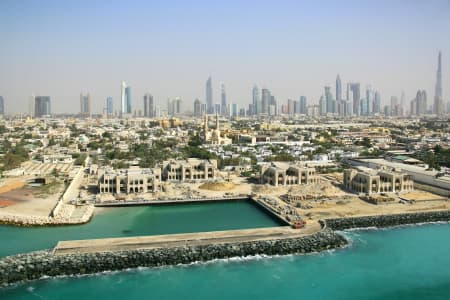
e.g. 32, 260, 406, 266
80, 93, 91, 117
434, 51, 444, 115
206, 76, 213, 114
121, 81, 132, 116
143, 93, 154, 117
365, 86, 374, 116
231, 103, 238, 117
336, 75, 342, 103
287, 99, 294, 115
294, 100, 300, 114
0, 96, 4, 115
220, 83, 227, 116
299, 96, 307, 114
390, 96, 399, 116
400, 91, 405, 116
319, 95, 326, 115
415, 90, 427, 115
167, 97, 182, 116
34, 96, 51, 117
194, 98, 202, 117
373, 91, 381, 114
252, 85, 260, 115
106, 97, 113, 116
324, 86, 334, 113
348, 83, 361, 116
261, 88, 271, 114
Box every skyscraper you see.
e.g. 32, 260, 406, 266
232, 103, 238, 117
319, 95, 326, 115
299, 96, 307, 114
106, 97, 113, 116
261, 88, 271, 114
415, 90, 427, 115
206, 76, 213, 114
80, 93, 91, 117
0, 96, 4, 115
365, 86, 374, 116
143, 93, 154, 117
324, 86, 334, 113
373, 91, 381, 114
220, 83, 227, 116
434, 51, 444, 116
349, 83, 361, 116
34, 96, 51, 117
336, 75, 342, 103
121, 81, 132, 116
194, 98, 202, 117
252, 85, 260, 115
390, 96, 399, 116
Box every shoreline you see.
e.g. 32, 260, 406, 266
1, 210, 450, 287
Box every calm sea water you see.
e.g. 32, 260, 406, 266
1, 204, 450, 299
1, 223, 450, 300
0, 200, 282, 258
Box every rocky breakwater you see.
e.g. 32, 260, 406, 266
323, 210, 450, 230
0, 228, 347, 286
0, 204, 94, 226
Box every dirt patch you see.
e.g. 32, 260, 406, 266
401, 191, 446, 201
198, 182, 236, 191
0, 200, 15, 208
0, 181, 26, 194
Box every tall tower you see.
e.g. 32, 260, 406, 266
0, 96, 4, 116
80, 93, 91, 117
349, 83, 361, 116
194, 98, 201, 117
121, 81, 132, 116
336, 75, 342, 102
206, 76, 213, 114
434, 51, 444, 116
252, 85, 260, 115
324, 86, 334, 113
106, 97, 113, 117
34, 96, 51, 117
220, 83, 227, 116
143, 93, 153, 117
261, 88, 271, 114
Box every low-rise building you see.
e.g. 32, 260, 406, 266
343, 167, 414, 194
260, 162, 320, 186
98, 166, 162, 194
161, 158, 218, 182
42, 154, 73, 164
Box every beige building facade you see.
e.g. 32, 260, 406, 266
343, 167, 414, 194
261, 162, 320, 186
98, 166, 162, 194
161, 158, 218, 182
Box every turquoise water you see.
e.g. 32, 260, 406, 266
1, 223, 450, 299
0, 200, 282, 257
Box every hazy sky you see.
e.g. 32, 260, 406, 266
1, 0, 450, 114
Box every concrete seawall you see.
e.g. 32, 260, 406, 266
322, 210, 450, 230
0, 228, 346, 287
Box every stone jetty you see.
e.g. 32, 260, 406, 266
0, 228, 346, 287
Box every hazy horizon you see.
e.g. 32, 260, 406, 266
1, 0, 450, 115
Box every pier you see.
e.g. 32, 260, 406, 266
53, 223, 322, 255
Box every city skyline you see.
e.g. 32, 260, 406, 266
1, 0, 450, 114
